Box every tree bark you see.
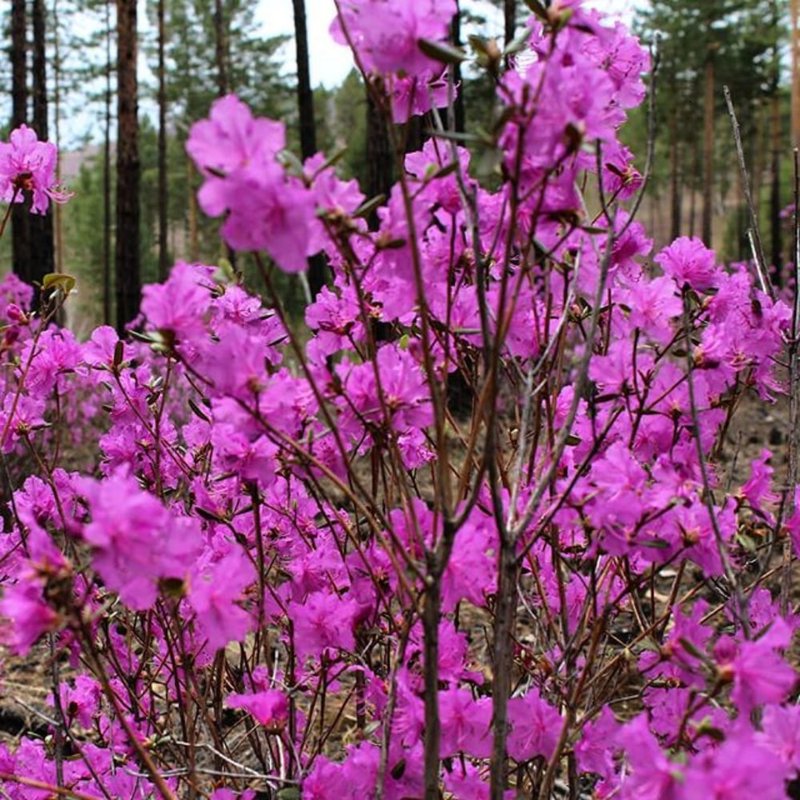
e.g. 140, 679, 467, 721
669, 111, 682, 240
30, 0, 55, 287
451, 3, 465, 134
702, 56, 715, 246
115, 0, 140, 334
366, 87, 393, 231
10, 0, 31, 284
770, 5, 783, 278
53, 0, 64, 276
103, 0, 113, 326
792, 0, 800, 148
503, 0, 515, 67
157, 0, 168, 280
292, 0, 327, 297
213, 0, 228, 96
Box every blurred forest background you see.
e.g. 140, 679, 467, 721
0, 0, 796, 334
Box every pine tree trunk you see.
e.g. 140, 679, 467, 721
53, 0, 64, 276
292, 0, 327, 297
188, 159, 199, 263
103, 0, 113, 326
30, 0, 55, 287
115, 0, 140, 334
451, 2, 465, 134
214, 0, 228, 96
366, 88, 392, 231
10, 0, 31, 284
702, 56, 715, 246
669, 111, 682, 240
157, 0, 168, 280
504, 0, 515, 65
792, 0, 800, 148
770, 10, 783, 277
689, 141, 699, 236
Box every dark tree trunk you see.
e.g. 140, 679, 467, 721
213, 0, 228, 96
770, 10, 782, 279
103, 0, 113, 326
115, 0, 140, 334
702, 56, 715, 245
30, 0, 55, 287
10, 0, 31, 284
292, 0, 327, 297
157, 0, 168, 280
669, 111, 682, 241
503, 0, 515, 66
451, 3, 465, 134
213, 0, 237, 271
365, 88, 393, 231
53, 0, 64, 275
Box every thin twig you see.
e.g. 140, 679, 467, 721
723, 85, 774, 300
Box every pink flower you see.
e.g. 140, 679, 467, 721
0, 125, 71, 213
654, 237, 718, 292
331, 0, 457, 77
439, 688, 492, 758
717, 619, 797, 714
507, 690, 562, 762
187, 95, 321, 272
0, 573, 60, 655
189, 550, 255, 652
292, 590, 359, 662
226, 689, 288, 731
141, 262, 214, 346
681, 731, 790, 800
81, 470, 197, 610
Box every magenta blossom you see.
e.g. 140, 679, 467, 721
0, 125, 72, 213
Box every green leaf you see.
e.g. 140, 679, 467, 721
188, 397, 211, 423
42, 273, 76, 295
504, 29, 532, 56
523, 0, 549, 21
354, 194, 386, 219
418, 38, 467, 65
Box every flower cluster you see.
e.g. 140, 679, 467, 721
1, 3, 799, 800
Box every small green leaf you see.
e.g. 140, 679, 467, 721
188, 397, 211, 422
523, 0, 549, 21
42, 273, 76, 295
418, 38, 467, 65
354, 194, 386, 219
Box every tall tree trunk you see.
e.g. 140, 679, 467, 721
115, 0, 140, 334
669, 110, 682, 240
213, 0, 228, 96
689, 140, 700, 237
213, 0, 237, 271
103, 0, 113, 326
503, 0, 515, 67
770, 8, 782, 278
53, 0, 64, 276
292, 0, 327, 297
157, 0, 168, 280
188, 159, 199, 263
30, 0, 55, 287
792, 0, 800, 148
10, 0, 31, 284
451, 3, 465, 134
702, 56, 715, 246
365, 87, 392, 231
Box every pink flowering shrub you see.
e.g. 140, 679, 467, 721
1, 4, 800, 800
